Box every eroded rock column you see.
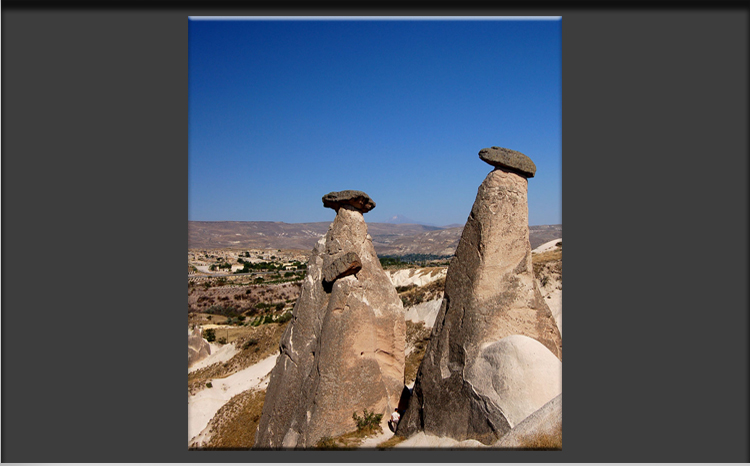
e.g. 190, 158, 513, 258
254, 190, 405, 449
397, 147, 562, 444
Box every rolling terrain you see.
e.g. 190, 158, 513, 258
189, 221, 561, 255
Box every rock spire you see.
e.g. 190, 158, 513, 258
396, 147, 562, 444
254, 190, 405, 449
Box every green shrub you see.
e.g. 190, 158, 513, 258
206, 382, 213, 388
217, 337, 227, 345
276, 311, 293, 324
352, 409, 383, 433
204, 328, 216, 342
243, 338, 258, 350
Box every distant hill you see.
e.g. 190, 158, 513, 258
188, 221, 561, 256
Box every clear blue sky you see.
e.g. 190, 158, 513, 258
189, 17, 561, 227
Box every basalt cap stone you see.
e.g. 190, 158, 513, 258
322, 252, 362, 284
478, 146, 536, 178
322, 190, 376, 213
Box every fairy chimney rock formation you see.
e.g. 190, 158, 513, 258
397, 147, 562, 444
254, 190, 405, 449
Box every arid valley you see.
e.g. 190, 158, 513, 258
188, 219, 562, 449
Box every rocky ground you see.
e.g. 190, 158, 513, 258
187, 242, 561, 450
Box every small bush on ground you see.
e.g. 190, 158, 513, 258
315, 436, 341, 450
204, 328, 216, 342
352, 409, 383, 434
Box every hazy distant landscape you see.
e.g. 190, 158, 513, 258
189, 221, 562, 256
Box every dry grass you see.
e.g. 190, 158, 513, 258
192, 389, 266, 449
313, 425, 383, 450
516, 423, 562, 450
376, 435, 407, 449
188, 321, 288, 395
532, 248, 562, 265
532, 244, 562, 282
399, 277, 446, 307
404, 321, 432, 384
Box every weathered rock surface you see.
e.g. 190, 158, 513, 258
321, 190, 376, 213
478, 146, 537, 178
465, 335, 561, 428
397, 154, 562, 444
386, 267, 447, 289
494, 393, 562, 448
254, 195, 405, 449
188, 327, 211, 368
322, 251, 362, 284
404, 298, 443, 329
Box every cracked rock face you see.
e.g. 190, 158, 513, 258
254, 199, 405, 449
188, 328, 211, 368
397, 161, 562, 444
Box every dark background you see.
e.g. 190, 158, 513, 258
2, 3, 747, 463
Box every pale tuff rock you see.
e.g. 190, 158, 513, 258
188, 327, 211, 368
397, 149, 562, 444
386, 267, 447, 288
403, 298, 443, 329
464, 335, 561, 429
254, 192, 405, 449
494, 393, 562, 448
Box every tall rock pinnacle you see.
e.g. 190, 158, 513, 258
254, 190, 405, 449
396, 147, 562, 444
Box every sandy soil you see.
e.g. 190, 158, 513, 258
188, 352, 278, 444
188, 340, 239, 374
394, 432, 486, 448
532, 238, 562, 254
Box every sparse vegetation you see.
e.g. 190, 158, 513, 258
516, 423, 562, 450
352, 409, 383, 434
191, 389, 267, 449
315, 436, 341, 450
404, 321, 432, 384
399, 277, 446, 308
204, 328, 216, 342
188, 322, 291, 396
376, 435, 407, 449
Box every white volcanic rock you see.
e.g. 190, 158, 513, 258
387, 267, 447, 288
188, 327, 211, 368
403, 298, 442, 328
465, 335, 561, 429
494, 393, 562, 448
532, 238, 562, 254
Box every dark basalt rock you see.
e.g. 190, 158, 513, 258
322, 251, 362, 284
322, 190, 376, 213
478, 146, 536, 178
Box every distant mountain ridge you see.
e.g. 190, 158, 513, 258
188, 221, 561, 255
